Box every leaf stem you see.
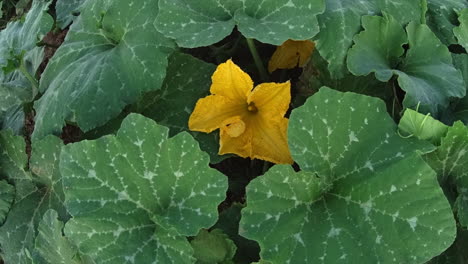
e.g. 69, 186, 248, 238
18, 59, 39, 96
246, 38, 269, 82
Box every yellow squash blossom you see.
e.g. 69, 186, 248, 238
189, 59, 293, 164
268, 39, 315, 73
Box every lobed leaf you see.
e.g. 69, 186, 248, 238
398, 108, 449, 145
426, 0, 468, 45
33, 0, 174, 141
347, 15, 465, 115
454, 8, 468, 51
55, 0, 85, 29
155, 0, 325, 48
60, 114, 228, 263
0, 180, 14, 224
241, 87, 456, 263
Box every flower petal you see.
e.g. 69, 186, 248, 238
268, 40, 315, 73
189, 95, 247, 133
210, 59, 253, 101
248, 81, 291, 118
219, 115, 293, 164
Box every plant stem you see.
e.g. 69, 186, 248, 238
18, 60, 39, 96
246, 38, 269, 82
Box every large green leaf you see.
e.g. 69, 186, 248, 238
142, 52, 227, 163
34, 209, 80, 264
155, 0, 325, 48
315, 0, 424, 78
426, 0, 468, 45
347, 15, 465, 115
454, 8, 468, 51
60, 114, 228, 263
55, 0, 85, 29
0, 0, 52, 120
0, 180, 14, 224
33, 0, 174, 141
240, 87, 455, 263
0, 134, 67, 264
425, 122, 468, 228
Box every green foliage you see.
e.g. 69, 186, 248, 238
0, 0, 52, 120
55, 0, 84, 29
347, 15, 465, 115
0, 1, 468, 263
191, 229, 236, 264
33, 0, 174, 141
398, 108, 448, 145
241, 88, 455, 263
155, 0, 325, 48
60, 114, 228, 263
0, 132, 67, 263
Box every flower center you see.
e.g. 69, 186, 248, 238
247, 102, 258, 113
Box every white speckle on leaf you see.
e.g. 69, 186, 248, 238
327, 227, 342, 237
407, 217, 418, 231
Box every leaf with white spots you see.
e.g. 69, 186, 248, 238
0, 134, 68, 264
240, 87, 456, 263
33, 0, 175, 141
454, 8, 468, 51
347, 15, 465, 115
34, 209, 80, 264
0, 0, 52, 120
155, 0, 325, 48
60, 114, 228, 263
425, 122, 468, 228
142, 52, 227, 163
315, 0, 424, 78
426, 0, 468, 45
55, 0, 85, 29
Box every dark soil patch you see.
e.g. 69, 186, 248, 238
37, 28, 68, 77
23, 110, 35, 159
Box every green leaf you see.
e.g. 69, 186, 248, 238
35, 209, 80, 264
425, 122, 468, 228
426, 0, 468, 45
213, 203, 260, 264
347, 15, 465, 115
428, 228, 468, 264
315, 0, 425, 78
0, 0, 52, 120
240, 87, 455, 263
398, 108, 449, 145
155, 0, 325, 48
55, 0, 85, 29
60, 113, 228, 263
33, 0, 174, 141
0, 134, 67, 264
0, 180, 14, 224
451, 54, 468, 125
0, 1, 3, 19
142, 52, 226, 163
454, 8, 468, 50
191, 229, 236, 264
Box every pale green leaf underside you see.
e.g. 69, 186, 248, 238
155, 0, 325, 48
55, 0, 85, 29
35, 209, 80, 264
398, 108, 448, 145
426, 0, 468, 45
347, 15, 465, 115
454, 8, 468, 51
241, 87, 455, 264
142, 52, 226, 163
60, 114, 228, 264
191, 229, 236, 264
33, 0, 174, 141
425, 122, 468, 228
0, 135, 67, 264
315, 0, 424, 78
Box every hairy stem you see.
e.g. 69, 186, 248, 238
246, 38, 269, 82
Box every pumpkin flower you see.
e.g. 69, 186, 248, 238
189, 59, 293, 164
268, 39, 315, 73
